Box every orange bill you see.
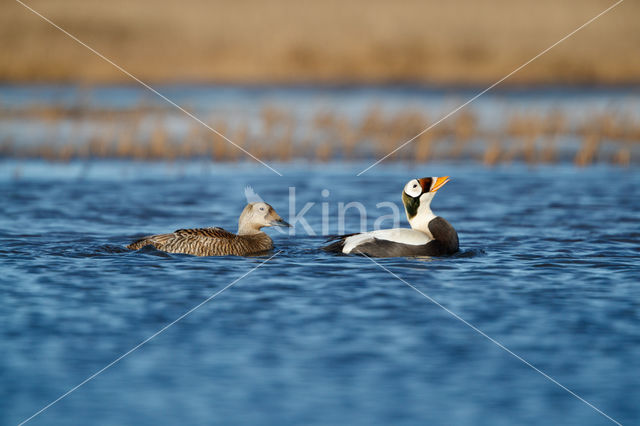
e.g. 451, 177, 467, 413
430, 176, 450, 192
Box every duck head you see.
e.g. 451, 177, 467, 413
238, 202, 290, 234
402, 176, 450, 231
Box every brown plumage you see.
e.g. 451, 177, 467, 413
127, 202, 290, 256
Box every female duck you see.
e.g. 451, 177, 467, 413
127, 202, 290, 256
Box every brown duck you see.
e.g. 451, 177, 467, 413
127, 202, 290, 256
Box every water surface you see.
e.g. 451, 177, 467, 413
1, 161, 639, 425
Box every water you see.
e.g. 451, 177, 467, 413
1, 160, 638, 425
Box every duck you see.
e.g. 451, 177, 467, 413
323, 176, 458, 257
127, 202, 290, 256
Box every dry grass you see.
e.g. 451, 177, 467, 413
1, 103, 638, 165
1, 0, 639, 84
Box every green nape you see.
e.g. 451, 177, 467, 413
402, 191, 419, 219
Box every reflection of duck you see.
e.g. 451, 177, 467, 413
323, 177, 458, 257
127, 202, 290, 256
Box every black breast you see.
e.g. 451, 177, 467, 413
426, 216, 459, 255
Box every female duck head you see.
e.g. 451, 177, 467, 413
238, 202, 290, 234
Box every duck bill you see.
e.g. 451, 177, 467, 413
430, 176, 450, 192
270, 217, 291, 227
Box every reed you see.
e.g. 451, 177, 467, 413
575, 132, 601, 167
483, 136, 502, 166
1, 102, 637, 166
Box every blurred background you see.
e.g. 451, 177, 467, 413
1, 0, 639, 165
2, 0, 639, 84
3, 2, 640, 426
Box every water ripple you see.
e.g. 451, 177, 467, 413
0, 161, 639, 425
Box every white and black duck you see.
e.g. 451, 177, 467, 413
323, 177, 458, 257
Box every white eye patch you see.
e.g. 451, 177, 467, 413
404, 179, 422, 198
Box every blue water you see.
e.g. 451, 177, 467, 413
1, 160, 639, 425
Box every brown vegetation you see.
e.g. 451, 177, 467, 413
1, 0, 639, 84
1, 103, 637, 166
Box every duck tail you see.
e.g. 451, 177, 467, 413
127, 237, 152, 250
321, 233, 356, 253
321, 239, 345, 253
